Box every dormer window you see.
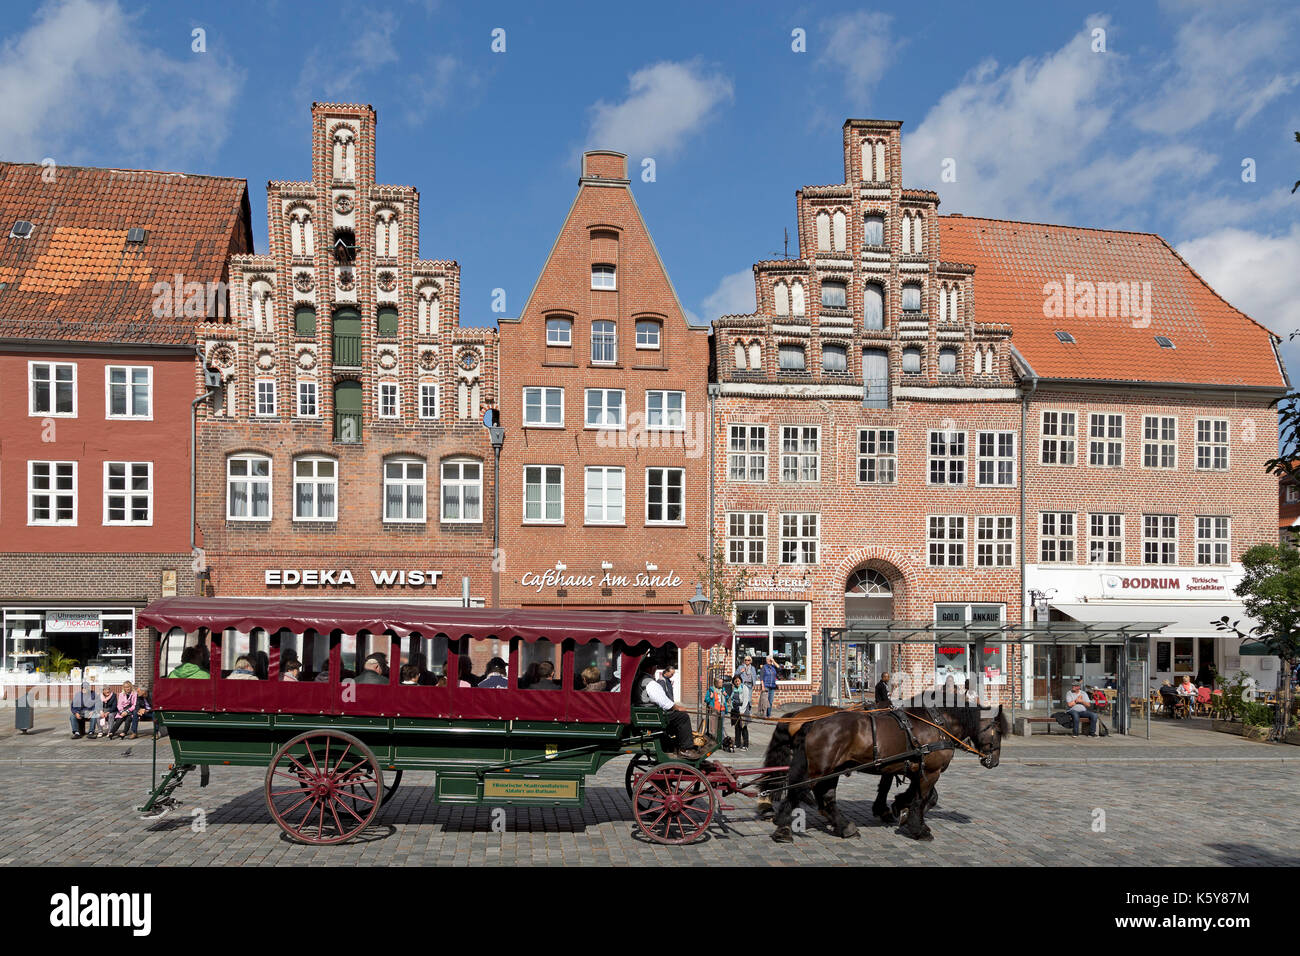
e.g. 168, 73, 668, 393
126, 228, 147, 244
821, 280, 847, 310
591, 264, 616, 290
1155, 335, 1175, 349
9, 220, 33, 239
901, 283, 922, 313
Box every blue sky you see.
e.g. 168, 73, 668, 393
1, 0, 1298, 367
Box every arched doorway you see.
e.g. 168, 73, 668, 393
840, 566, 899, 700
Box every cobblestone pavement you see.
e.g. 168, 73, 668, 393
1, 731, 1297, 866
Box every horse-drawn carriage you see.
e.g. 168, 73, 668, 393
137, 598, 1006, 845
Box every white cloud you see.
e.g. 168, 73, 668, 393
1177, 224, 1300, 375
296, 11, 399, 100
700, 268, 756, 321
0, 0, 243, 169
818, 11, 896, 101
586, 60, 733, 160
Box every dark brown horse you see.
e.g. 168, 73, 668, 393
760, 700, 1008, 842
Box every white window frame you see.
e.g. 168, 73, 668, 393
635, 320, 662, 350
102, 461, 153, 526
419, 381, 441, 420
1040, 410, 1077, 466
254, 379, 277, 417
1088, 413, 1125, 468
28, 361, 77, 417
523, 464, 565, 524
296, 380, 319, 418
1088, 513, 1124, 564
522, 386, 564, 428
28, 460, 77, 525
1142, 514, 1178, 566
440, 458, 483, 524
975, 516, 1015, 568
780, 513, 820, 565
726, 512, 767, 565
1141, 415, 1178, 470
1039, 512, 1076, 563
928, 430, 967, 486
104, 365, 152, 420
646, 390, 685, 431
780, 426, 820, 482
226, 454, 272, 522
857, 429, 897, 484
546, 317, 573, 346
976, 431, 1016, 487
1195, 418, 1229, 471
1196, 516, 1230, 566
585, 388, 626, 430
591, 320, 617, 365
728, 424, 767, 482
733, 602, 812, 685
584, 466, 625, 525
383, 457, 426, 524
293, 456, 338, 523
377, 381, 400, 419
927, 515, 966, 567
645, 467, 685, 526
591, 264, 617, 291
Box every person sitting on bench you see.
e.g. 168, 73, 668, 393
1065, 681, 1102, 737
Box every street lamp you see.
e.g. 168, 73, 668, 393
484, 408, 505, 608
688, 582, 709, 616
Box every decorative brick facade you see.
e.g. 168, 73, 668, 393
197, 103, 497, 606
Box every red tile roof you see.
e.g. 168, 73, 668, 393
0, 163, 251, 347
939, 215, 1287, 389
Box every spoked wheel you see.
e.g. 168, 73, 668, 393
356, 768, 403, 809
633, 762, 715, 845
265, 730, 383, 845
625, 753, 653, 800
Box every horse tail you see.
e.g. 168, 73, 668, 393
754, 719, 793, 794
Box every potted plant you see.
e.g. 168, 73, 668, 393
41, 648, 79, 680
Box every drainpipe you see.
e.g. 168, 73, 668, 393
191, 357, 220, 593
1019, 372, 1039, 719
707, 381, 720, 713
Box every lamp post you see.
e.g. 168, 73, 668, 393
688, 582, 710, 616
484, 409, 505, 608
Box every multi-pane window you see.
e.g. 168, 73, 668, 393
297, 380, 318, 418
255, 379, 277, 417
546, 317, 572, 346
28, 461, 76, 524
1142, 416, 1177, 469
584, 466, 625, 524
1142, 514, 1178, 565
227, 455, 271, 520
1196, 419, 1229, 470
419, 382, 440, 420
781, 426, 819, 482
293, 457, 337, 521
523, 465, 564, 523
1196, 516, 1230, 566
728, 425, 766, 481
646, 390, 684, 430
378, 381, 399, 419
1040, 411, 1077, 465
927, 516, 965, 567
1088, 413, 1124, 467
1039, 512, 1075, 563
857, 429, 897, 483
1088, 513, 1124, 564
103, 461, 151, 525
646, 467, 684, 524
441, 459, 482, 523
591, 264, 616, 290
976, 432, 1016, 486
727, 513, 766, 564
585, 388, 625, 428
928, 431, 966, 485
29, 362, 76, 415
635, 320, 661, 349
976, 516, 1014, 567
780, 513, 819, 564
591, 320, 616, 363
779, 344, 806, 370
383, 458, 425, 523
523, 387, 564, 427
106, 366, 151, 418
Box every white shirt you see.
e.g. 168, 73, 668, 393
642, 678, 675, 711
1066, 689, 1090, 712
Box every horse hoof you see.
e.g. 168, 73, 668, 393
840, 822, 860, 839
918, 827, 934, 841
771, 826, 794, 844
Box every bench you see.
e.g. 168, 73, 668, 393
1023, 715, 1099, 735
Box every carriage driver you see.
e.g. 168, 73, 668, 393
634, 659, 704, 760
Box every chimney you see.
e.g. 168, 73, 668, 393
581, 150, 629, 183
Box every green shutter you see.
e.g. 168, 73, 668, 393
377, 306, 399, 337
332, 309, 362, 367
333, 380, 362, 443
294, 306, 316, 336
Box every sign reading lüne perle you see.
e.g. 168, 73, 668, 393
264, 569, 445, 588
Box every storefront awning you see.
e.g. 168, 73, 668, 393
823, 620, 1170, 644
1050, 601, 1255, 638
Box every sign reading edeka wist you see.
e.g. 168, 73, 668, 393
264, 569, 444, 588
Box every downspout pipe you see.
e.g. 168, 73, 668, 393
1019, 369, 1039, 720
191, 360, 220, 585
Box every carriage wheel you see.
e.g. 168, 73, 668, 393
265, 730, 383, 845
356, 768, 403, 809
633, 763, 715, 845
625, 753, 653, 800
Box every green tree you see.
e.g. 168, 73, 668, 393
1215, 543, 1300, 741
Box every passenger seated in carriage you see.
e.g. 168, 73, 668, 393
354, 652, 389, 684
633, 659, 703, 760
478, 658, 508, 688
228, 656, 259, 680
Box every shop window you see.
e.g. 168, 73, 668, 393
733, 603, 809, 683
516, 638, 562, 690
934, 603, 1005, 689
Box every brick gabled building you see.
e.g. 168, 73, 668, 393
712, 121, 1024, 706
0, 162, 252, 689
197, 104, 497, 632
497, 151, 712, 623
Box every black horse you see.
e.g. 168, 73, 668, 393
761, 700, 1008, 842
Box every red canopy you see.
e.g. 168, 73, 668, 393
138, 597, 731, 649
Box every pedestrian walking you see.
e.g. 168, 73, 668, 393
734, 655, 756, 721
761, 658, 779, 717
729, 675, 751, 750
